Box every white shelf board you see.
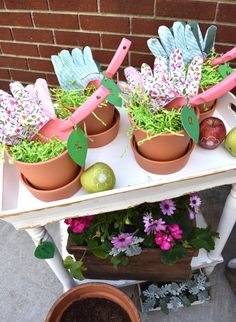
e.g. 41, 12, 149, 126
1, 93, 236, 229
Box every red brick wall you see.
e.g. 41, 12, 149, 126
0, 0, 235, 91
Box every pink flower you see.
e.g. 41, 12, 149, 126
64, 215, 94, 234
111, 233, 134, 249
143, 214, 166, 235
155, 232, 174, 250
159, 199, 176, 216
169, 224, 183, 240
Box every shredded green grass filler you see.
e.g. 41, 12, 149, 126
8, 139, 67, 163
125, 90, 183, 135
51, 85, 107, 120
0, 143, 3, 156
199, 51, 226, 89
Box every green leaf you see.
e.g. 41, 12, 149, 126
70, 260, 86, 280
111, 256, 121, 269
120, 256, 129, 266
34, 241, 55, 259
87, 239, 99, 250
67, 127, 88, 167
64, 256, 74, 269
90, 247, 109, 259
101, 240, 112, 253
161, 244, 186, 265
190, 226, 219, 251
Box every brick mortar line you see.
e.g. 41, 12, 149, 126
0, 54, 52, 61
214, 2, 219, 22
97, 0, 100, 13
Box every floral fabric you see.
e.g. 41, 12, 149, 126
0, 81, 50, 146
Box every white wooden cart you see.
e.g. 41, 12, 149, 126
1, 93, 236, 292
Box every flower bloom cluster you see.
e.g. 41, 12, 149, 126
188, 194, 202, 220
155, 224, 183, 250
64, 215, 94, 233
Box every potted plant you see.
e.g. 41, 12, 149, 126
65, 194, 218, 281
122, 48, 202, 173
0, 80, 83, 202
46, 282, 141, 322
139, 271, 210, 314
50, 85, 119, 148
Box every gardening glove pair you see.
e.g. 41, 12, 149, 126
124, 48, 203, 108
51, 47, 103, 91
147, 21, 217, 64
0, 81, 52, 146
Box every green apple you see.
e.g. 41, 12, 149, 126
224, 127, 236, 157
81, 162, 116, 193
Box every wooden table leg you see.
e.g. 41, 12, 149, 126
26, 226, 76, 292
205, 183, 236, 275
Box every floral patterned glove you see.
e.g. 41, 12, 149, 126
0, 81, 50, 146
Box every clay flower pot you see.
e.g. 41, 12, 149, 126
6, 149, 79, 190
80, 102, 115, 135
191, 86, 216, 122
20, 167, 83, 202
46, 283, 141, 322
130, 136, 195, 175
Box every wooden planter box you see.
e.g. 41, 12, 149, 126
67, 237, 198, 281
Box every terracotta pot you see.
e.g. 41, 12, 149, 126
46, 283, 141, 322
67, 238, 198, 281
87, 108, 120, 148
130, 136, 195, 174
198, 101, 217, 123
191, 86, 216, 119
20, 166, 83, 202
6, 149, 79, 190
79, 102, 115, 135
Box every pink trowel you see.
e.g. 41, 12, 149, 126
88, 37, 131, 88
38, 85, 110, 142
211, 47, 236, 66
164, 70, 236, 109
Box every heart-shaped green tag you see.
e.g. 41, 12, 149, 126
219, 64, 234, 79
101, 74, 122, 107
34, 241, 55, 259
181, 104, 199, 143
67, 127, 88, 167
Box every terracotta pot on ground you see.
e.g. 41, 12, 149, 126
67, 238, 197, 281
6, 149, 79, 190
20, 166, 83, 202
46, 283, 141, 322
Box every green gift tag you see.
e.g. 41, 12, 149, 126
101, 73, 122, 107
67, 127, 88, 167
34, 241, 55, 259
181, 104, 199, 143
219, 64, 234, 79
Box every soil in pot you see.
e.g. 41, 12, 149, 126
61, 298, 131, 322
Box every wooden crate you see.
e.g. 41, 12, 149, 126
67, 237, 198, 281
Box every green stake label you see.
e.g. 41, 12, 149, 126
219, 64, 234, 79
181, 104, 199, 143
67, 127, 88, 167
34, 241, 55, 259
101, 73, 122, 107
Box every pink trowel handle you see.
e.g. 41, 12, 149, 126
211, 47, 236, 66
61, 85, 110, 131
190, 70, 236, 105
105, 38, 131, 78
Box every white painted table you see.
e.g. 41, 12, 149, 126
1, 93, 236, 291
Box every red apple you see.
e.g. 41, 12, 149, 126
199, 117, 226, 149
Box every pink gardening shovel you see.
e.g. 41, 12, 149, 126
38, 38, 131, 142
